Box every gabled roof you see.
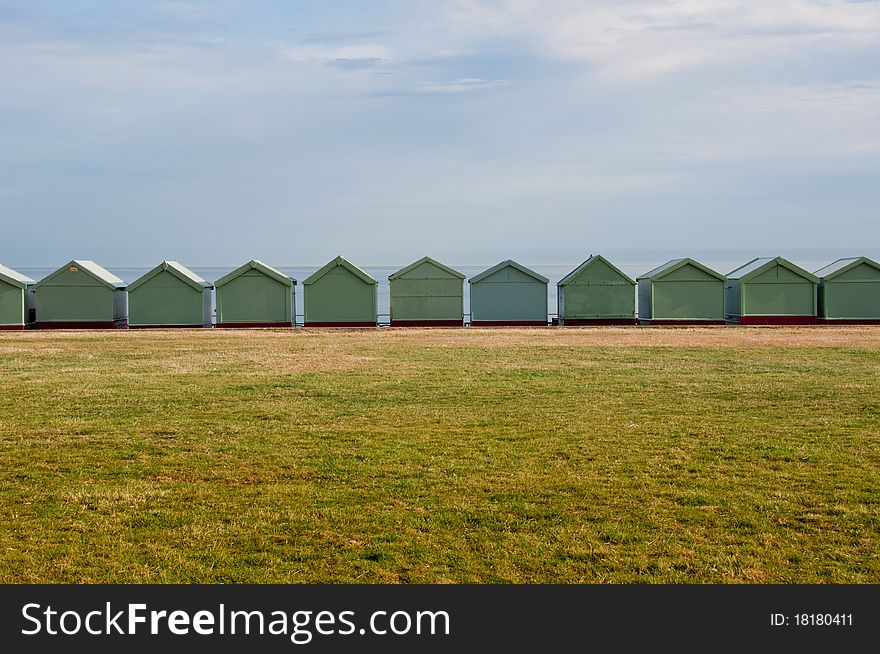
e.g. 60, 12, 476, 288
388, 256, 465, 281
34, 260, 126, 289
469, 260, 549, 284
214, 260, 294, 288
128, 261, 212, 292
726, 257, 818, 283
558, 255, 634, 286
304, 256, 376, 286
638, 257, 725, 282
0, 264, 35, 289
814, 257, 880, 280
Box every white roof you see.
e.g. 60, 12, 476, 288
814, 257, 880, 279
0, 264, 35, 287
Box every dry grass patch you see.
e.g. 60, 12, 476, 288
0, 328, 878, 583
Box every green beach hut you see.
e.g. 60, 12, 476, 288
389, 256, 464, 327
214, 260, 294, 328
637, 258, 726, 324
469, 260, 548, 326
34, 260, 127, 329
128, 261, 212, 328
557, 255, 636, 325
303, 256, 377, 327
815, 257, 880, 324
0, 264, 35, 330
725, 257, 818, 324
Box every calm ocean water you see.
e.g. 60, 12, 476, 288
16, 259, 832, 325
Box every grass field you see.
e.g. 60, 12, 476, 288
1, 327, 878, 583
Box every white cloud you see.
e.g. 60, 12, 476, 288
282, 43, 394, 64
438, 0, 880, 78
416, 77, 510, 93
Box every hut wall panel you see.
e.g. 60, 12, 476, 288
306, 272, 375, 324
202, 289, 213, 326
391, 278, 461, 297
560, 284, 634, 319
390, 275, 462, 322
833, 263, 880, 282
571, 259, 620, 282
652, 280, 724, 320
37, 286, 113, 322
0, 283, 25, 326
392, 295, 462, 321
751, 264, 806, 284
659, 265, 718, 282
470, 281, 546, 323
823, 282, 880, 320
403, 261, 447, 278
42, 268, 96, 287
744, 282, 814, 316
218, 276, 291, 324
478, 266, 537, 285
129, 271, 204, 326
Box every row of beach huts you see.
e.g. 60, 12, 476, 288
0, 255, 878, 329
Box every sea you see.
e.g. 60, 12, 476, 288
15, 258, 836, 326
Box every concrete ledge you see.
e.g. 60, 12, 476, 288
561, 318, 637, 326
390, 320, 464, 327
819, 319, 880, 325
639, 320, 727, 326
215, 322, 293, 328
128, 324, 212, 329
730, 316, 818, 325
304, 322, 377, 327
471, 320, 547, 327
33, 320, 128, 329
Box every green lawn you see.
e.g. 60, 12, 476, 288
1, 327, 878, 583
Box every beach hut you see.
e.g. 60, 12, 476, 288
557, 255, 636, 325
637, 258, 726, 324
815, 257, 880, 324
0, 264, 35, 330
128, 261, 212, 328
725, 257, 818, 324
34, 260, 127, 329
469, 260, 548, 326
389, 256, 464, 327
303, 256, 377, 327
214, 260, 294, 328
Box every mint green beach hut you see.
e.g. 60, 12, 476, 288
637, 258, 726, 324
214, 260, 294, 328
724, 257, 817, 325
34, 260, 127, 329
303, 256, 377, 327
557, 255, 636, 325
815, 257, 880, 324
469, 260, 548, 326
128, 261, 212, 328
389, 256, 464, 326
0, 264, 35, 330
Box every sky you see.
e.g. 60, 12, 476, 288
1, 0, 879, 267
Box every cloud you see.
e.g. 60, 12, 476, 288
282, 43, 394, 64
415, 77, 511, 93
1, 1, 878, 263
438, 0, 880, 79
